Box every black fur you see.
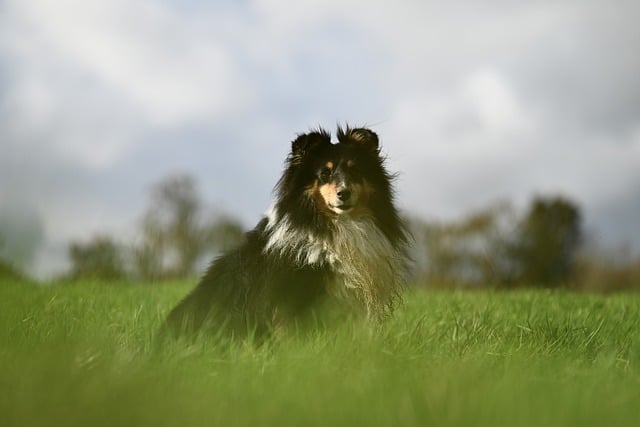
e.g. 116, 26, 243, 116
162, 126, 409, 338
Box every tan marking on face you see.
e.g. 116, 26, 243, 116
325, 161, 334, 170
310, 169, 376, 216
346, 159, 354, 168
319, 182, 339, 209
316, 180, 371, 215
306, 180, 335, 215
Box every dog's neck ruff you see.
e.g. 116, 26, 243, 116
263, 205, 406, 316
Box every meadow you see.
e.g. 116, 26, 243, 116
1, 278, 639, 427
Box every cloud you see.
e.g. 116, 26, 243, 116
462, 68, 534, 136
383, 72, 538, 217
1, 0, 249, 169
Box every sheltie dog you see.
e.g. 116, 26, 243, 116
163, 126, 410, 337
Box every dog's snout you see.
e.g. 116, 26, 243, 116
337, 188, 352, 201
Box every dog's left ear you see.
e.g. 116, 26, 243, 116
338, 127, 379, 152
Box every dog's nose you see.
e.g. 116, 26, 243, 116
337, 188, 351, 201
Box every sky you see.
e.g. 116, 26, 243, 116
1, 0, 639, 278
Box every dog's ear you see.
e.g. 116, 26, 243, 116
291, 129, 331, 160
337, 127, 379, 152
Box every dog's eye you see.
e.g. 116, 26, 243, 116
319, 167, 332, 183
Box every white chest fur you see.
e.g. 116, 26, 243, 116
264, 206, 406, 315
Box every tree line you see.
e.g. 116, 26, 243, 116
410, 198, 639, 291
1, 173, 638, 291
411, 198, 579, 288
67, 174, 244, 282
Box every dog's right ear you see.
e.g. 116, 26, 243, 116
291, 129, 331, 160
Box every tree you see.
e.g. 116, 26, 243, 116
513, 196, 582, 286
138, 174, 203, 278
413, 196, 584, 289
0, 258, 27, 283
135, 174, 245, 280
415, 201, 518, 287
206, 215, 245, 253
68, 235, 125, 280
0, 206, 44, 271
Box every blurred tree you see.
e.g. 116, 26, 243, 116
415, 201, 518, 287
574, 245, 640, 292
0, 257, 27, 282
68, 235, 125, 280
513, 196, 582, 287
414, 196, 584, 289
139, 174, 202, 278
133, 240, 163, 282
206, 215, 245, 253
135, 174, 245, 280
0, 206, 44, 270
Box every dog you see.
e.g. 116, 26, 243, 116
163, 126, 410, 337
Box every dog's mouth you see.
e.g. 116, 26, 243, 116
328, 203, 353, 213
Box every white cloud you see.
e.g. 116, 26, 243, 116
462, 68, 533, 136
383, 54, 640, 228
2, 0, 249, 168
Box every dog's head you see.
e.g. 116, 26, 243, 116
283, 127, 383, 217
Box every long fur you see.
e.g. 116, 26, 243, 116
162, 126, 410, 337
264, 206, 406, 315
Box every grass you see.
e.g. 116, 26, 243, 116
1, 278, 639, 427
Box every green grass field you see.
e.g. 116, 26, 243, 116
1, 279, 639, 427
